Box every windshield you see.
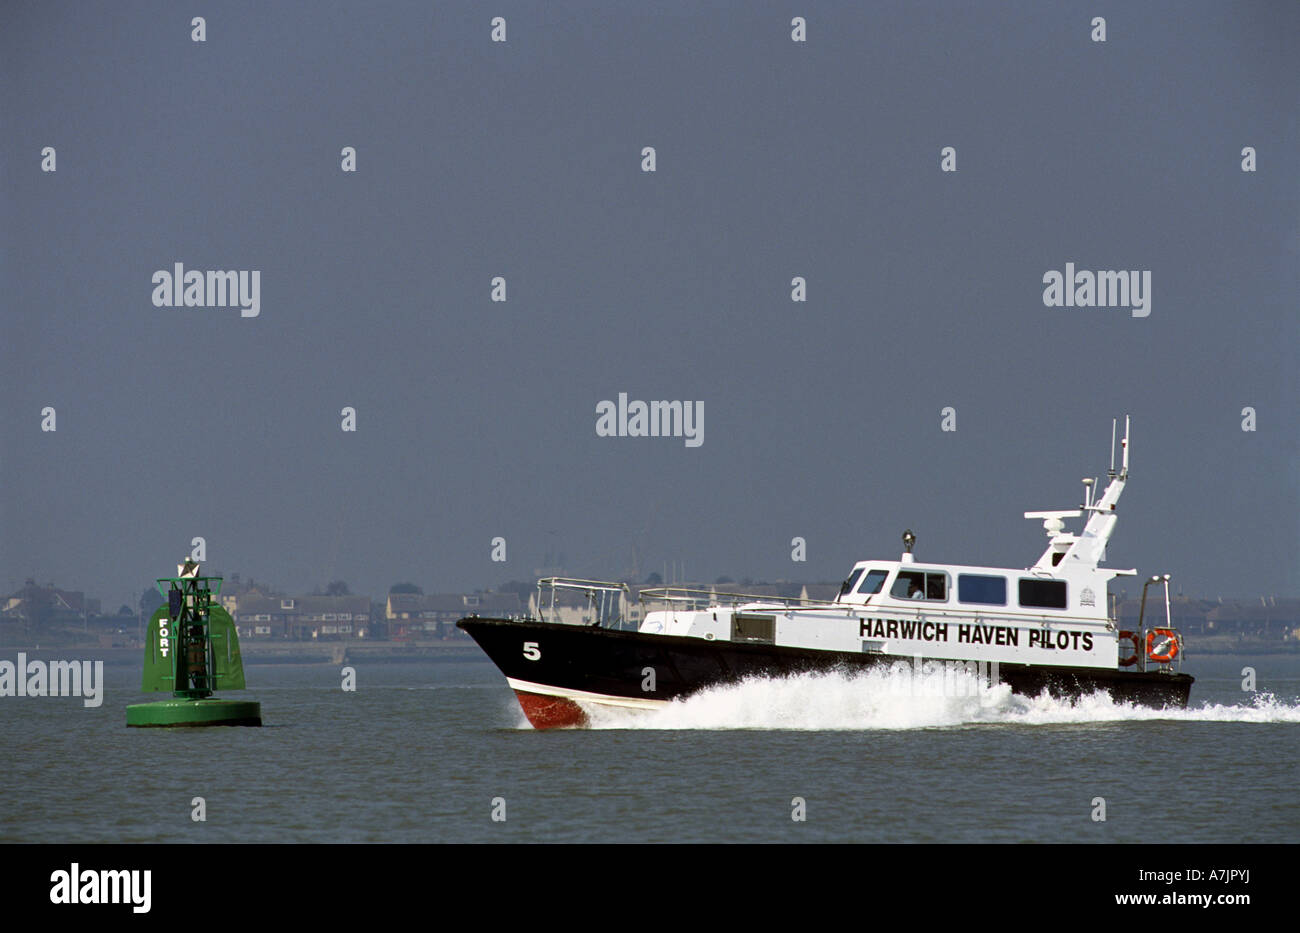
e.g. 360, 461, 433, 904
858, 569, 888, 595
838, 567, 865, 597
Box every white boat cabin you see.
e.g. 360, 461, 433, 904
637, 419, 1145, 671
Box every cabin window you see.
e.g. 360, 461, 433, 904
838, 568, 865, 598
890, 571, 947, 601
1019, 578, 1068, 610
857, 569, 888, 595
958, 574, 1007, 606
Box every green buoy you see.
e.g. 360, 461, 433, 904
126, 559, 262, 727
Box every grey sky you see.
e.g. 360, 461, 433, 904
3, 1, 1297, 613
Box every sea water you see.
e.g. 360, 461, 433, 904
1, 653, 1295, 843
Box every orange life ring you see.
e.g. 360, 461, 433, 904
1117, 630, 1140, 666
1146, 628, 1180, 663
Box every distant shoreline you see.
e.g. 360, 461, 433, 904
0, 641, 485, 665
1, 638, 1294, 665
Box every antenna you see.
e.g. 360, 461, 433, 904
1109, 419, 1117, 478
1121, 415, 1130, 477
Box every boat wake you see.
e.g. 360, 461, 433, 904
557, 667, 1300, 731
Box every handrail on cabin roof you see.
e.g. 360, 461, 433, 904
536, 577, 629, 593
638, 586, 832, 608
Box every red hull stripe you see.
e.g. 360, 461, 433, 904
514, 690, 589, 729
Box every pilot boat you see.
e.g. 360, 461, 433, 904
459, 418, 1192, 728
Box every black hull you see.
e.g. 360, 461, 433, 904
458, 617, 1193, 722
